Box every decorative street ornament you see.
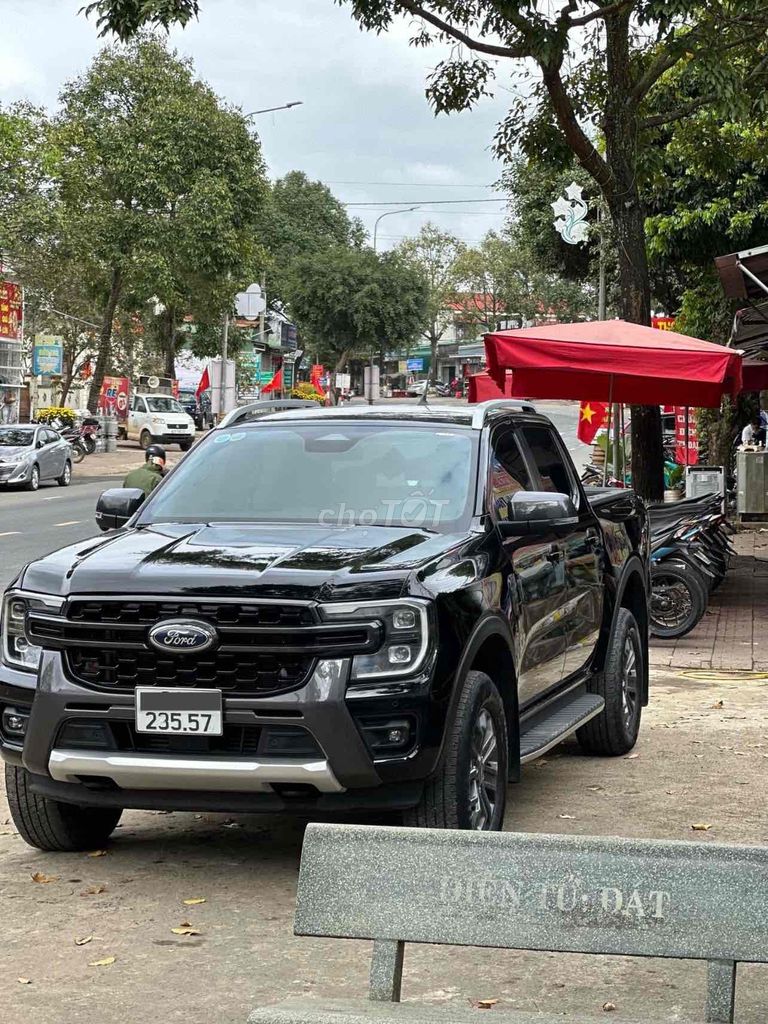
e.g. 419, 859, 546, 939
551, 182, 589, 245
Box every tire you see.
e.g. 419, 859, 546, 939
139, 430, 153, 451
179, 439, 193, 451
82, 436, 96, 455
70, 443, 85, 464
5, 764, 122, 852
26, 464, 40, 491
57, 460, 72, 487
649, 560, 707, 639
577, 607, 643, 756
403, 670, 508, 831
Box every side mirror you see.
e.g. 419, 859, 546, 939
95, 487, 145, 532
36, 438, 45, 449
497, 491, 578, 537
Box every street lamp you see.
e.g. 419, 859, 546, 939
373, 207, 420, 251
245, 102, 303, 116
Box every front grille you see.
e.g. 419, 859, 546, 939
28, 598, 379, 696
56, 719, 322, 758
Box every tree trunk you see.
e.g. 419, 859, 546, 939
430, 333, 438, 383
59, 367, 73, 406
162, 307, 177, 379
87, 266, 122, 413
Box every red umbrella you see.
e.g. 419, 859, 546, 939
484, 320, 742, 407
467, 371, 513, 403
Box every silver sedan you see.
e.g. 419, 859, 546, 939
0, 424, 72, 491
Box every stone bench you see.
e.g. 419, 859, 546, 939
250, 824, 768, 1024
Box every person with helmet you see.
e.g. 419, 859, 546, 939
123, 444, 167, 497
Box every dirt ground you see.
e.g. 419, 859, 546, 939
3, 668, 768, 1024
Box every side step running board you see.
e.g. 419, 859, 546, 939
520, 691, 605, 764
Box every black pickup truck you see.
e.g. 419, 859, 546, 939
0, 401, 649, 849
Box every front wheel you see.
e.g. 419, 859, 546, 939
403, 670, 508, 831
26, 464, 40, 491
179, 439, 193, 451
139, 430, 153, 451
578, 607, 643, 756
649, 560, 707, 639
5, 765, 122, 852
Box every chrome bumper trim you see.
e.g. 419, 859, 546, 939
48, 749, 345, 793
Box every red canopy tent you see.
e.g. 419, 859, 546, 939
467, 370, 513, 403
742, 358, 768, 392
484, 320, 742, 407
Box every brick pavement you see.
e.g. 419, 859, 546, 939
650, 530, 768, 672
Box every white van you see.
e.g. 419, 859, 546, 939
126, 393, 196, 451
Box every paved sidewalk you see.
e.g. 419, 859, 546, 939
73, 442, 188, 479
650, 531, 768, 672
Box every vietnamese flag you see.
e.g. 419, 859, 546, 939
261, 368, 283, 394
577, 400, 608, 444
195, 366, 210, 401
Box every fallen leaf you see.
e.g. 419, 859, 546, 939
478, 998, 499, 1009
87, 849, 108, 858
602, 1002, 616, 1012
80, 885, 107, 896
558, 814, 575, 819
31, 872, 59, 884
88, 956, 116, 967
74, 936, 93, 946
710, 700, 724, 709
587, 785, 604, 792
17, 978, 31, 985
183, 898, 206, 906
691, 823, 712, 831
171, 923, 201, 936
624, 754, 639, 760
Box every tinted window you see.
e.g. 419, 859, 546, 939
0, 428, 34, 447
489, 429, 530, 518
139, 424, 477, 532
521, 426, 576, 499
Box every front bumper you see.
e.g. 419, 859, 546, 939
0, 460, 33, 485
1, 649, 439, 812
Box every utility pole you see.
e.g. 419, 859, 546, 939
219, 310, 229, 421
258, 272, 267, 397
598, 206, 607, 321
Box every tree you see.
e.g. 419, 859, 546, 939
286, 245, 427, 372
82, 1, 768, 498
51, 36, 267, 405
259, 171, 364, 310
397, 223, 464, 378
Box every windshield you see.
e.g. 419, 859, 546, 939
145, 396, 184, 414
0, 428, 34, 447
139, 423, 477, 530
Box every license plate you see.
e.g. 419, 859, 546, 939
135, 688, 223, 735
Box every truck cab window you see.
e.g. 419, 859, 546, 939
521, 425, 577, 502
489, 429, 530, 518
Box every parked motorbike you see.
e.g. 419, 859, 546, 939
79, 416, 101, 454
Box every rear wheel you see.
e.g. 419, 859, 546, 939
403, 670, 508, 831
5, 764, 122, 852
578, 607, 643, 756
57, 460, 72, 487
649, 560, 707, 639
70, 443, 85, 464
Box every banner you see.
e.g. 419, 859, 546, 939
99, 375, 130, 416
652, 316, 676, 331
33, 335, 64, 377
310, 363, 326, 397
577, 400, 609, 445
0, 281, 22, 342
674, 406, 699, 466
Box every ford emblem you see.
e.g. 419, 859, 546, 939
148, 619, 217, 654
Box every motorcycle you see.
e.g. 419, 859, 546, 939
79, 416, 101, 454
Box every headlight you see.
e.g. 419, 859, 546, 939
0, 453, 25, 464
1, 591, 63, 672
319, 599, 430, 680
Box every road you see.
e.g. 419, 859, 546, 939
0, 400, 586, 592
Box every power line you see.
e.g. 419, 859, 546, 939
343, 198, 507, 207
326, 180, 496, 188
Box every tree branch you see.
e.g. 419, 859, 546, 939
396, 0, 529, 59
568, 0, 634, 28
641, 93, 718, 129
540, 63, 613, 193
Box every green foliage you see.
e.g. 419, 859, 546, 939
396, 223, 465, 347
83, 0, 200, 39
286, 245, 427, 369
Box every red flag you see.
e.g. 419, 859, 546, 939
195, 366, 210, 401
261, 368, 283, 394
577, 400, 608, 445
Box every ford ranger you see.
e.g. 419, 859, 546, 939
0, 400, 649, 849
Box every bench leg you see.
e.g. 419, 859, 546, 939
706, 959, 736, 1023
369, 939, 404, 1002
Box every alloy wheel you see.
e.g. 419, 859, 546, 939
621, 632, 639, 732
468, 706, 499, 830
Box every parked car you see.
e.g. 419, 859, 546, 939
1, 400, 649, 849
0, 424, 72, 491
124, 393, 196, 451
178, 388, 213, 431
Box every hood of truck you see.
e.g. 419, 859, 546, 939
20, 522, 469, 601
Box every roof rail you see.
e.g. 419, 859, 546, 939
470, 398, 537, 429
217, 399, 320, 428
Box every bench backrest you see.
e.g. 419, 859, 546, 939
295, 824, 768, 1021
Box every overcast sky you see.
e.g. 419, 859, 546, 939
1, 0, 514, 250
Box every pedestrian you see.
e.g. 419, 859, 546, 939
123, 444, 167, 497
741, 417, 763, 447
